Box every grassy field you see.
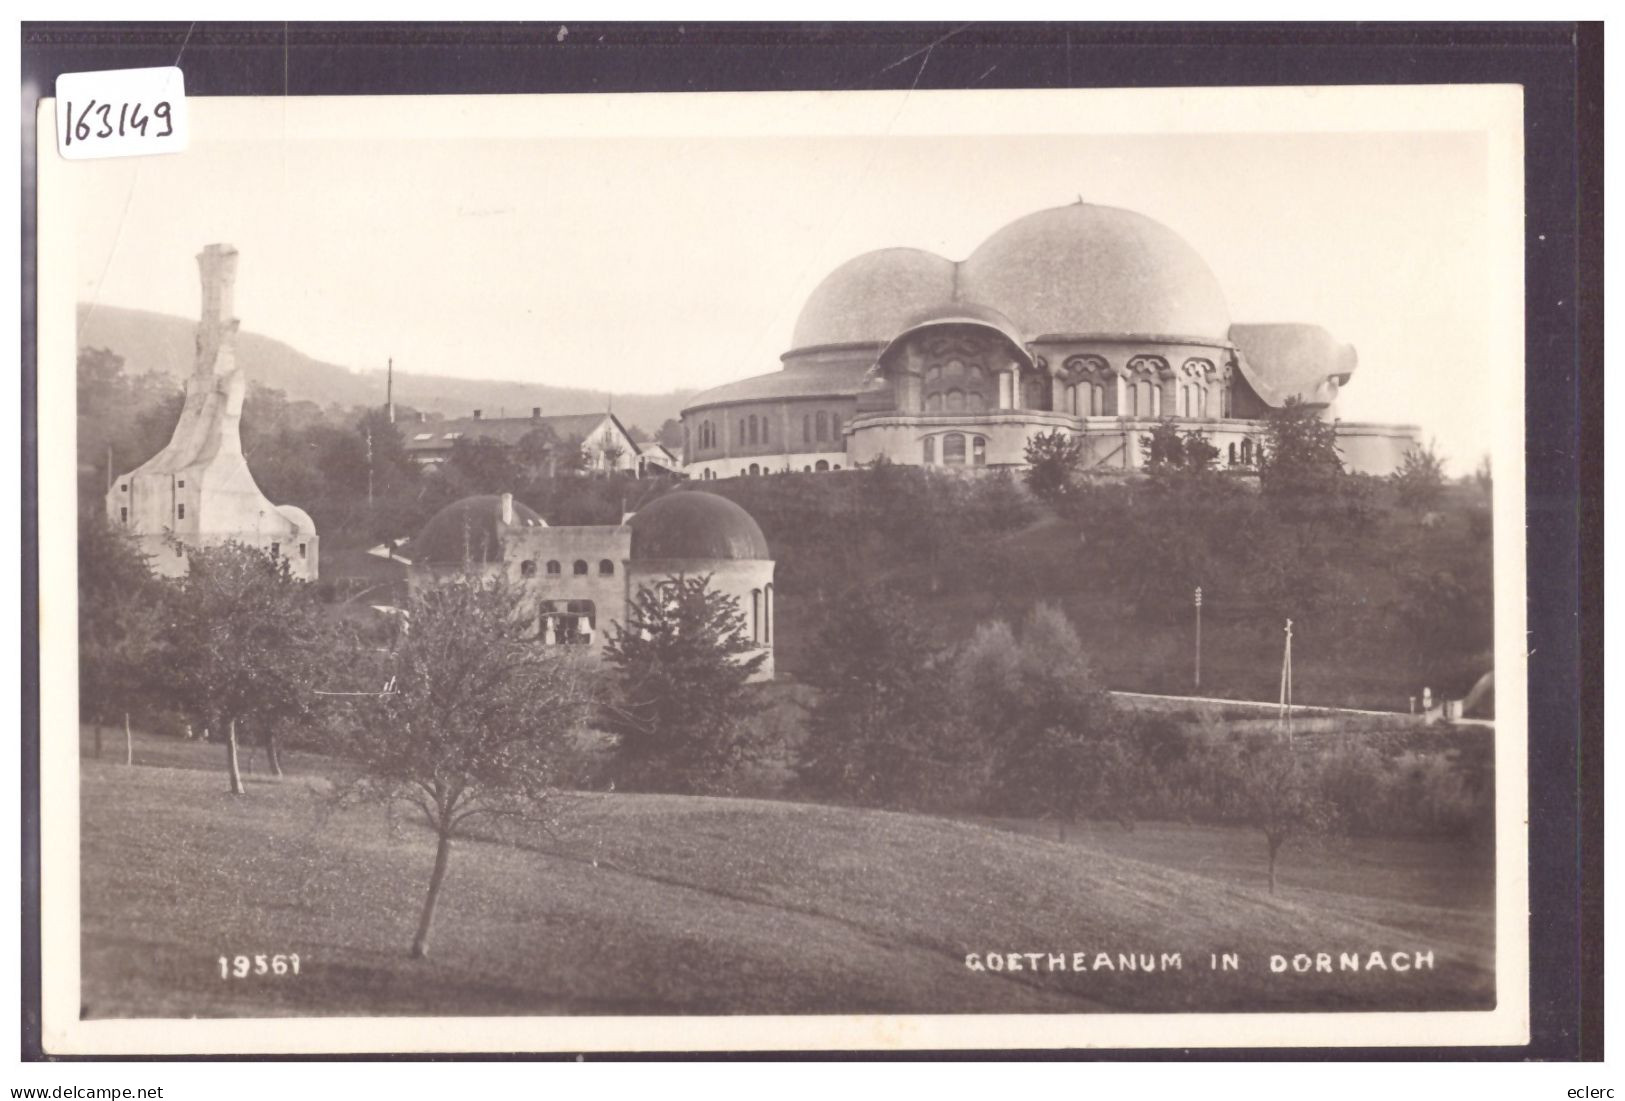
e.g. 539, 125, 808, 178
79, 729, 1494, 1019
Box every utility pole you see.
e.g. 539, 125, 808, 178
386, 357, 395, 424
366, 425, 374, 508
1278, 618, 1294, 745
1193, 586, 1203, 691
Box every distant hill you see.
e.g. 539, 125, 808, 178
75, 303, 697, 434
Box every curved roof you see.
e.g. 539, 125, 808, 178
960, 202, 1231, 341
791, 247, 957, 351
684, 359, 873, 412
1228, 323, 1358, 408
879, 301, 1032, 368
628, 491, 771, 561
274, 504, 317, 535
414, 494, 546, 567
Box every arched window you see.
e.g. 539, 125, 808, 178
946, 359, 965, 379
573, 559, 589, 576
738, 419, 746, 444
946, 389, 965, 413
1198, 387, 1207, 419
751, 589, 762, 643
943, 433, 967, 464
1228, 442, 1237, 466
749, 463, 760, 476
815, 460, 829, 472
815, 411, 829, 441
748, 415, 758, 444
925, 392, 943, 413
1222, 387, 1231, 417
764, 583, 773, 644
831, 414, 841, 438
1241, 438, 1253, 464
1093, 383, 1106, 415
923, 436, 936, 464
972, 436, 987, 466
925, 365, 941, 383
803, 465, 812, 473
967, 391, 986, 412
546, 560, 561, 576
762, 418, 770, 444
1069, 384, 1080, 415
598, 559, 614, 576
969, 365, 986, 384
1128, 385, 1139, 417
1181, 386, 1190, 418
833, 464, 841, 470
802, 414, 811, 442
520, 560, 537, 578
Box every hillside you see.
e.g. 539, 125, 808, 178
80, 732, 1494, 1019
75, 303, 696, 433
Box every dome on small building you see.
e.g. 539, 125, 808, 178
414, 493, 546, 566
1228, 323, 1358, 408
628, 491, 771, 561
791, 247, 958, 351
960, 202, 1231, 341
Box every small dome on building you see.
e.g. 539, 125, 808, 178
1228, 323, 1358, 408
414, 493, 546, 566
960, 202, 1231, 341
791, 247, 958, 351
628, 491, 771, 561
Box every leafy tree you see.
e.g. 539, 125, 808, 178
798, 592, 967, 808
446, 435, 521, 492
514, 425, 559, 476
77, 511, 164, 762
1023, 429, 1085, 500
161, 542, 330, 792
1258, 397, 1343, 499
1207, 738, 1331, 894
600, 574, 766, 791
656, 418, 684, 451
1182, 430, 1220, 473
597, 440, 627, 472
1391, 441, 1447, 512
337, 569, 593, 958
1139, 419, 1186, 471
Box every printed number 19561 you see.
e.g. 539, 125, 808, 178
218, 954, 301, 979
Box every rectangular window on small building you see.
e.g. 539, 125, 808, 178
271, 542, 280, 557
119, 507, 127, 524
176, 503, 185, 520
299, 543, 307, 558
120, 483, 127, 493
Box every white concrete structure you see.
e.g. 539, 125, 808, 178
106, 245, 318, 579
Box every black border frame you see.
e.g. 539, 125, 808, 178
19, 20, 1600, 1062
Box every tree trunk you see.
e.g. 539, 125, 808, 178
265, 728, 284, 778
124, 712, 133, 766
411, 831, 455, 960
226, 719, 245, 795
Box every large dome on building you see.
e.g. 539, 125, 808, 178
960, 202, 1231, 341
628, 491, 771, 561
414, 494, 546, 566
790, 247, 958, 351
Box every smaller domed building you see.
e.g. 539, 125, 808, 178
411, 490, 776, 679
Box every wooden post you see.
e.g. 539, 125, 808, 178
124, 711, 133, 766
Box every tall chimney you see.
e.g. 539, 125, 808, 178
194, 244, 240, 378
473, 409, 483, 421
532, 406, 541, 420
499, 492, 514, 526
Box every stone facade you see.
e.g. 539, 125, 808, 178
106, 245, 318, 579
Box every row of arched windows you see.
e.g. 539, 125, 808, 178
923, 389, 988, 414
520, 558, 616, 578
738, 415, 771, 446
697, 420, 718, 450
922, 433, 988, 466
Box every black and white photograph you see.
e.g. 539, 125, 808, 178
33, 75, 1534, 1055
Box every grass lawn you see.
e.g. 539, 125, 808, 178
79, 729, 1495, 1019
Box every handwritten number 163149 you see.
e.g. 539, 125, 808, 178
62, 99, 174, 146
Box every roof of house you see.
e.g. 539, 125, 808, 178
401, 412, 622, 452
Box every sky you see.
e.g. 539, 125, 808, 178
67, 101, 1499, 471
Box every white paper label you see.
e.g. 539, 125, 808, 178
55, 66, 188, 160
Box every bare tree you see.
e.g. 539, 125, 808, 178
338, 570, 593, 959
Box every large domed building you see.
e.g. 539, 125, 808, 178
410, 490, 775, 678
680, 201, 1418, 478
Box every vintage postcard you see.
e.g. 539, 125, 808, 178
35, 83, 1529, 1053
